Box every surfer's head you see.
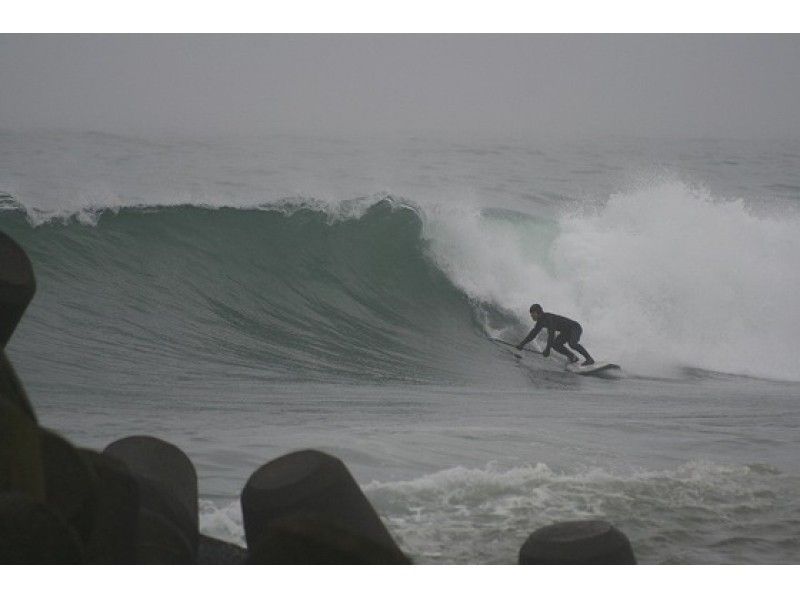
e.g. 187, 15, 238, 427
529, 304, 543, 320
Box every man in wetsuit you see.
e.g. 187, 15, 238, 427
516, 303, 595, 366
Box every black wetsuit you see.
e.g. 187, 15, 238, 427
519, 312, 593, 364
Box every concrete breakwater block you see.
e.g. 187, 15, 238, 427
1, 349, 37, 422
198, 533, 248, 565
246, 513, 411, 564
0, 399, 44, 499
104, 436, 198, 563
39, 429, 97, 544
41, 432, 138, 563
519, 520, 636, 565
0, 492, 84, 564
79, 449, 139, 564
0, 230, 36, 348
136, 506, 195, 564
0, 231, 37, 421
241, 449, 409, 564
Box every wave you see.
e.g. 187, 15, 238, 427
3, 198, 515, 385
4, 175, 800, 384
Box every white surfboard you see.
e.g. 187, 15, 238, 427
492, 338, 621, 376
565, 362, 621, 376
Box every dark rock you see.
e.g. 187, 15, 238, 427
519, 520, 636, 565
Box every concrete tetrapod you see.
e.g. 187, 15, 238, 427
0, 398, 44, 500
0, 492, 84, 564
198, 534, 248, 565
79, 449, 140, 564
0, 348, 37, 423
104, 436, 198, 564
241, 449, 409, 564
519, 520, 636, 565
39, 429, 97, 545
0, 230, 36, 349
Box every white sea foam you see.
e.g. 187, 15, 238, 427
363, 459, 792, 564
198, 459, 795, 564
423, 178, 800, 380
554, 180, 800, 378
198, 499, 246, 547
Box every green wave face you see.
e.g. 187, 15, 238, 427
4, 200, 518, 386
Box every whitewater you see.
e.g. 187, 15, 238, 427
2, 129, 799, 563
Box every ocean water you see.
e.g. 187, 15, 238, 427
2, 129, 799, 563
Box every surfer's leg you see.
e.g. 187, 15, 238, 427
572, 343, 594, 365
567, 325, 594, 365
552, 333, 578, 362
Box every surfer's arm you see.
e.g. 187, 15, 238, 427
542, 328, 555, 356
517, 321, 543, 350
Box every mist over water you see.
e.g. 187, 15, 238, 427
2, 129, 799, 563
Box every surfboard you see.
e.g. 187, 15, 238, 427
491, 338, 620, 376
565, 362, 621, 376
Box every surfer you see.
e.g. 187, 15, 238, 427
516, 304, 595, 366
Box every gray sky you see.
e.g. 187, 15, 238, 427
1, 34, 799, 139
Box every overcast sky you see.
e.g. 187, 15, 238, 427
1, 34, 798, 139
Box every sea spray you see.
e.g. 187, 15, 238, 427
551, 180, 800, 378
420, 178, 800, 380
